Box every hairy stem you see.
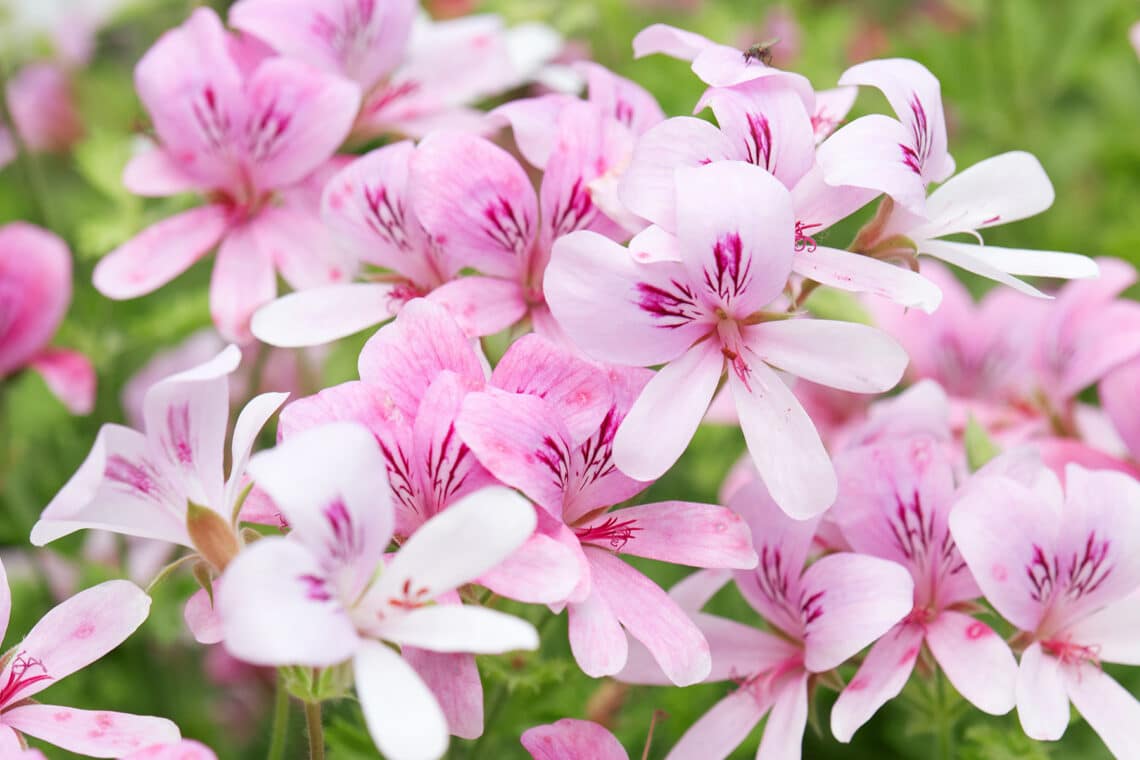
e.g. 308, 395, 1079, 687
267, 673, 290, 760
304, 700, 324, 760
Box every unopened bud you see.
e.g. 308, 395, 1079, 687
187, 501, 240, 572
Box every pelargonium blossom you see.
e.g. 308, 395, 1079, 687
93, 7, 361, 342
0, 222, 96, 414
0, 561, 180, 756
229, 0, 561, 139
546, 159, 909, 517
950, 458, 1140, 757
828, 435, 1017, 741
619, 478, 913, 760
456, 360, 758, 684
218, 423, 540, 760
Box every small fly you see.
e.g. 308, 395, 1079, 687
742, 38, 779, 66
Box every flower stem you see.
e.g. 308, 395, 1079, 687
304, 701, 324, 760
267, 673, 290, 760
935, 671, 956, 760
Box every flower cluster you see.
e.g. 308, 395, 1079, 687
4, 2, 1140, 759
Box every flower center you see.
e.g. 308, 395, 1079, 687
1040, 637, 1101, 668
0, 651, 51, 707
575, 516, 640, 550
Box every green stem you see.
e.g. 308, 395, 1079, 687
267, 673, 290, 760
935, 671, 955, 760
304, 700, 324, 760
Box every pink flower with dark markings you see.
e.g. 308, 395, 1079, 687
455, 361, 758, 685
0, 222, 95, 414
618, 478, 913, 760
950, 456, 1140, 757
0, 560, 179, 756
828, 435, 1017, 741
218, 423, 540, 760
546, 160, 908, 518
92, 8, 361, 342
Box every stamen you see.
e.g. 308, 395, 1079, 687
0, 651, 51, 706
794, 221, 821, 252
575, 516, 641, 550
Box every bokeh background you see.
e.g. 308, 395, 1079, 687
1, 0, 1138, 757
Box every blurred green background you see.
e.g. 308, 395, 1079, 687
1, 0, 1138, 757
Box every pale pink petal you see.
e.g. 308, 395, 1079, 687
355, 639, 448, 760
1016, 643, 1069, 741
426, 276, 528, 338
730, 358, 835, 519
926, 610, 1016, 715
403, 648, 482, 740
0, 222, 71, 376
917, 239, 1049, 298
816, 115, 926, 214
674, 161, 795, 316
224, 391, 290, 511
1068, 592, 1140, 665
831, 623, 923, 742
790, 165, 879, 234
586, 502, 756, 569
492, 334, 614, 443
578, 61, 664, 135
0, 726, 20, 754
122, 147, 199, 197
124, 740, 218, 759
217, 538, 360, 666
1101, 359, 1140, 459
748, 319, 907, 393
691, 45, 815, 93
0, 560, 9, 641
1063, 662, 1140, 758
357, 298, 485, 420
247, 423, 393, 595
369, 487, 536, 606
616, 116, 736, 231
791, 246, 942, 313
799, 553, 914, 672
278, 381, 394, 441
812, 87, 857, 142
927, 239, 1097, 284
250, 202, 358, 292
241, 58, 360, 189
588, 548, 711, 686
631, 24, 714, 62
478, 531, 582, 604
252, 283, 400, 348
664, 687, 769, 760
209, 221, 277, 343
4, 705, 179, 758
5, 580, 150, 701
409, 131, 537, 279
544, 230, 713, 366
28, 348, 96, 415
488, 94, 576, 168
93, 205, 229, 300
613, 340, 723, 481
378, 605, 538, 653
568, 588, 628, 678
756, 673, 809, 760
522, 718, 628, 760
183, 585, 222, 645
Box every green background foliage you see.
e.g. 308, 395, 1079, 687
1, 0, 1137, 757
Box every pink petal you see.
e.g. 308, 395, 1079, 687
591, 502, 757, 569
1063, 662, 1140, 758
28, 348, 96, 415
790, 164, 879, 232
567, 588, 628, 678
799, 553, 914, 672
613, 339, 723, 481
208, 221, 277, 343
631, 24, 714, 62
250, 202, 358, 292
616, 116, 735, 231
926, 610, 1016, 715
409, 131, 537, 279
816, 115, 926, 214
217, 538, 360, 666
247, 423, 393, 596
544, 230, 713, 366
1015, 643, 1069, 741
124, 740, 218, 759
830, 623, 923, 742
279, 381, 395, 441
377, 605, 538, 654
588, 548, 711, 686
488, 94, 576, 168
578, 61, 664, 135
690, 43, 814, 92
756, 673, 809, 760
478, 531, 582, 604
664, 687, 769, 760
403, 648, 482, 740
0, 560, 9, 642
354, 639, 448, 760
1101, 358, 1140, 459
183, 585, 222, 645
492, 334, 614, 443
426, 276, 528, 338
791, 245, 942, 313
0, 222, 71, 376
4, 704, 179, 758
122, 147, 199, 197
252, 283, 400, 348
224, 391, 290, 512
729, 357, 835, 519
5, 580, 150, 701
811, 87, 857, 142
357, 298, 485, 420
522, 719, 628, 760
674, 161, 795, 316
93, 205, 229, 300
1068, 592, 1140, 665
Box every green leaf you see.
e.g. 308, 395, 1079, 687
964, 415, 1002, 472
803, 287, 874, 325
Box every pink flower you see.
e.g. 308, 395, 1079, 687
5, 62, 84, 154
456, 358, 758, 685
0, 562, 180, 756
93, 8, 361, 342
522, 719, 627, 760
828, 435, 1017, 741
950, 460, 1140, 757
0, 222, 95, 414
546, 160, 908, 517
229, 0, 560, 139
218, 423, 540, 760
619, 479, 913, 760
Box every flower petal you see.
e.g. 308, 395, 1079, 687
816, 115, 925, 214
379, 605, 538, 654
1015, 643, 1069, 741
747, 319, 908, 393
588, 502, 756, 569
664, 687, 769, 760
1063, 662, 1140, 759
567, 588, 627, 678
831, 623, 923, 742
402, 648, 482, 740
28, 348, 96, 415
4, 705, 179, 758
522, 718, 628, 760
253, 284, 400, 348
791, 246, 942, 313
209, 221, 277, 343
426, 277, 528, 338
631, 24, 714, 62
0, 222, 71, 376
224, 391, 289, 512
478, 531, 582, 604
926, 610, 1016, 715
355, 639, 449, 760
756, 673, 809, 760
183, 585, 222, 645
